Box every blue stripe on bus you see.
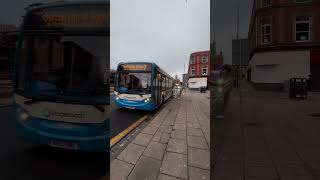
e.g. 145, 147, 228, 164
16, 115, 109, 152
114, 98, 154, 111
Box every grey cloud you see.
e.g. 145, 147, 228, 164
111, 0, 209, 78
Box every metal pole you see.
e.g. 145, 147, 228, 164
237, 6, 239, 40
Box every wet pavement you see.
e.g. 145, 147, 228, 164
212, 81, 320, 180
110, 90, 210, 180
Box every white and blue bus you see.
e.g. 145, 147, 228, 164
14, 1, 109, 153
114, 62, 174, 111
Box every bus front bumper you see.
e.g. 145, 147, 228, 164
16, 118, 109, 153
114, 98, 154, 111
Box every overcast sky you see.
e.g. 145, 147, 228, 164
111, 0, 210, 79
212, 0, 253, 64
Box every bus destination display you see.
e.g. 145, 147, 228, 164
25, 7, 109, 30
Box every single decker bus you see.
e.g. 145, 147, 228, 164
114, 62, 173, 111
14, 1, 110, 153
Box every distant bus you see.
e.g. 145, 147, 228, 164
14, 1, 110, 153
114, 62, 173, 111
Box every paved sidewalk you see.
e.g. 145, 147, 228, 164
213, 82, 320, 180
111, 90, 210, 180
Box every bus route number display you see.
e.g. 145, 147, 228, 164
119, 64, 155, 72
41, 13, 107, 28
121, 64, 147, 71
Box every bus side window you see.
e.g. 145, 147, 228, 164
166, 77, 169, 90
162, 75, 166, 91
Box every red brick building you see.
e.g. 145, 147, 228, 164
187, 50, 211, 88
248, 0, 320, 90
188, 50, 211, 78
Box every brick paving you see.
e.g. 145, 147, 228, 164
110, 90, 210, 180
212, 81, 320, 180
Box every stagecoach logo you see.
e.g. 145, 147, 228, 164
41, 108, 84, 119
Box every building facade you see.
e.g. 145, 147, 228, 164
188, 51, 211, 78
187, 50, 211, 88
248, 0, 320, 90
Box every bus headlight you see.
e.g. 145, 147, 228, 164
144, 98, 150, 103
115, 96, 120, 100
18, 108, 30, 122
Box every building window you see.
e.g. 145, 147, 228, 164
201, 55, 208, 63
190, 56, 195, 64
260, 16, 271, 44
191, 67, 195, 76
295, 16, 310, 42
294, 0, 312, 3
202, 67, 207, 75
261, 0, 272, 7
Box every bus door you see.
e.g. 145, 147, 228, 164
155, 73, 161, 105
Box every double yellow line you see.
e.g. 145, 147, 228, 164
99, 114, 149, 180
110, 114, 149, 147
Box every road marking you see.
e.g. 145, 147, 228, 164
110, 114, 149, 147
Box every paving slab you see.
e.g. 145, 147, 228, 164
188, 166, 210, 180
160, 152, 188, 179
160, 132, 171, 144
187, 136, 208, 149
157, 174, 184, 180
143, 141, 167, 160
117, 143, 145, 164
188, 147, 210, 170
186, 122, 200, 129
132, 133, 153, 147
127, 156, 161, 180
186, 128, 204, 137
166, 138, 187, 154
173, 123, 186, 131
171, 129, 187, 140
111, 159, 134, 180
158, 125, 173, 134
142, 125, 159, 135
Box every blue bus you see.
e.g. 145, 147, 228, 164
14, 1, 109, 153
114, 62, 174, 111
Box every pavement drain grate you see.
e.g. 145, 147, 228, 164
308, 113, 320, 117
